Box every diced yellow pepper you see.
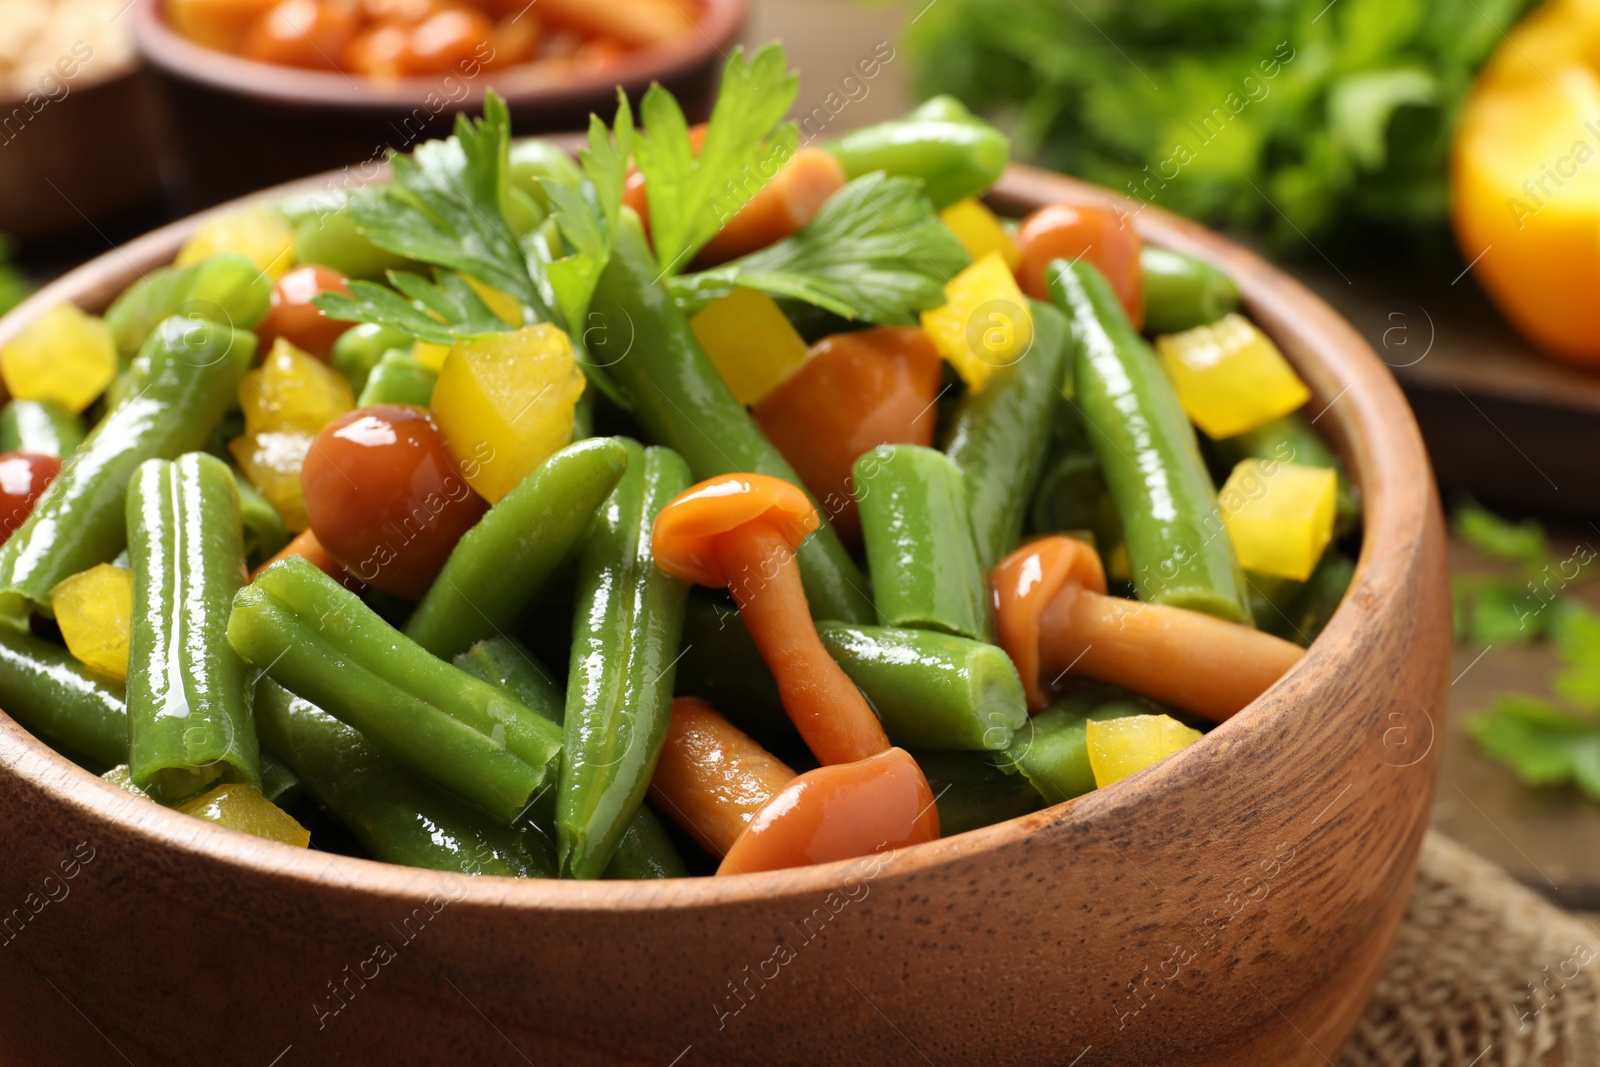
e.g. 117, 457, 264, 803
102, 764, 152, 798
229, 431, 314, 531
175, 205, 296, 279
0, 304, 118, 414
412, 340, 452, 372
920, 251, 1034, 394
465, 277, 525, 327
230, 338, 353, 531
239, 338, 354, 436
431, 324, 586, 504
49, 563, 134, 679
688, 287, 812, 406
1156, 313, 1311, 439
178, 782, 311, 847
1218, 458, 1337, 581
1086, 714, 1202, 789
940, 198, 1022, 270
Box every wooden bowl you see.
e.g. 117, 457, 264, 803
131, 0, 746, 206
0, 162, 1448, 1066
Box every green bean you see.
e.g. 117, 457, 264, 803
998, 695, 1147, 804
558, 442, 691, 879
126, 453, 259, 801
853, 443, 990, 640
588, 213, 874, 625
1028, 449, 1123, 555
452, 637, 565, 726
1205, 412, 1359, 536
676, 594, 795, 752
0, 400, 85, 458
1049, 260, 1251, 623
0, 626, 127, 769
255, 679, 555, 876
284, 198, 415, 281
1282, 550, 1355, 645
229, 470, 290, 566
331, 323, 411, 395
259, 750, 302, 808
103, 256, 271, 358
1243, 570, 1302, 637
0, 315, 255, 620
816, 622, 1025, 750
1140, 247, 1241, 334
912, 749, 1042, 835
406, 437, 630, 660
509, 139, 584, 212
356, 349, 436, 407
455, 635, 688, 880
826, 96, 1009, 208
229, 555, 563, 823
944, 298, 1069, 572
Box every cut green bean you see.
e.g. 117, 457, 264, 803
676, 594, 795, 752
1282, 550, 1355, 645
255, 679, 555, 876
126, 453, 259, 801
0, 626, 127, 769
229, 555, 563, 823
0, 400, 86, 458
331, 323, 411, 395
912, 749, 1042, 835
452, 637, 565, 726
357, 349, 436, 407
103, 255, 271, 357
817, 622, 1025, 751
0, 315, 255, 620
588, 214, 874, 625
853, 443, 990, 641
826, 96, 1009, 208
1028, 448, 1123, 555
558, 442, 691, 879
944, 298, 1069, 573
998, 696, 1147, 804
259, 750, 302, 808
230, 470, 290, 566
406, 437, 630, 659
1049, 260, 1251, 623
599, 803, 687, 880
1140, 247, 1241, 334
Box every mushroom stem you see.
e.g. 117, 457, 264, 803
1037, 585, 1303, 722
649, 697, 795, 857
716, 522, 890, 765
994, 536, 1302, 721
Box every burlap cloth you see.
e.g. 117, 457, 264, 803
1340, 833, 1600, 1066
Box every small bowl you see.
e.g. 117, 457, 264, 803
0, 161, 1449, 1066
131, 0, 745, 206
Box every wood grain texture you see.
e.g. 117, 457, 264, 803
0, 163, 1449, 1066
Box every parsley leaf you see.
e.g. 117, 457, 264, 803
635, 43, 799, 276
1468, 695, 1600, 802
345, 92, 554, 325
1455, 500, 1548, 568
538, 99, 634, 331
319, 271, 508, 345
667, 172, 971, 324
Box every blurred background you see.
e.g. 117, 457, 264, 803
5, 0, 1600, 912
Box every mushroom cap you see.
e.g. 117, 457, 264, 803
651, 473, 820, 588
716, 747, 939, 876
991, 536, 1108, 710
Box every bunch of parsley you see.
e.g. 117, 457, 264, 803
904, 0, 1533, 252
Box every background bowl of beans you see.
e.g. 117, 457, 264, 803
131, 0, 744, 205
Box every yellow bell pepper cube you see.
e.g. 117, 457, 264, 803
178, 782, 311, 847
239, 338, 355, 436
229, 430, 315, 531
940, 198, 1022, 270
1218, 458, 1338, 582
1086, 714, 1202, 789
688, 287, 812, 406
49, 563, 134, 679
0, 304, 118, 414
465, 277, 525, 327
431, 324, 586, 504
176, 205, 296, 279
1156, 313, 1311, 439
920, 251, 1034, 395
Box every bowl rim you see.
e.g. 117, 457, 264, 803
131, 0, 747, 110
0, 156, 1431, 912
